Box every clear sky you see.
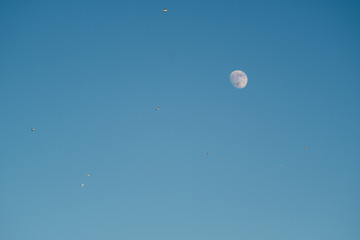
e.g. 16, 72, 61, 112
1, 0, 360, 239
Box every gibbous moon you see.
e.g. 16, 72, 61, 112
230, 70, 248, 89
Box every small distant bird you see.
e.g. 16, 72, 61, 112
156, 107, 160, 110
163, 8, 167, 13
81, 184, 85, 188
206, 152, 210, 155
86, 174, 90, 177
31, 128, 34, 131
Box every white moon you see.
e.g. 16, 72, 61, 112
230, 70, 248, 89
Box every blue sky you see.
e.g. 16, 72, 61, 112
1, 0, 360, 239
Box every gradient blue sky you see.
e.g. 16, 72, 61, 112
1, 0, 360, 239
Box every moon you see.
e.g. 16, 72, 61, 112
230, 70, 248, 89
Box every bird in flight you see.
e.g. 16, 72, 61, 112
81, 184, 85, 188
206, 152, 210, 155
163, 8, 167, 13
86, 174, 90, 177
31, 128, 34, 131
156, 107, 160, 111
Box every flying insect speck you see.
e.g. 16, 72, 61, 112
31, 128, 34, 131
206, 152, 210, 155
156, 107, 160, 110
86, 174, 90, 177
163, 8, 167, 13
